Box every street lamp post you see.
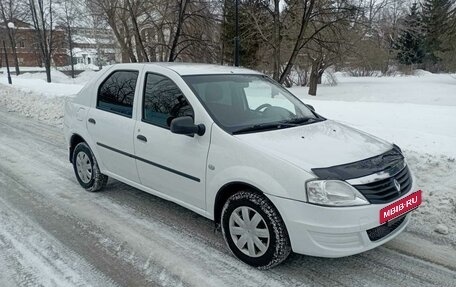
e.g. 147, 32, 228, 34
234, 0, 240, 67
2, 40, 12, 85
7, 21, 18, 78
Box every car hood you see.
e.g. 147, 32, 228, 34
235, 120, 393, 173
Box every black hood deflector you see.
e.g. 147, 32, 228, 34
311, 145, 404, 180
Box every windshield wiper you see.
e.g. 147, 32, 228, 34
232, 122, 299, 135
283, 117, 322, 125
233, 117, 324, 135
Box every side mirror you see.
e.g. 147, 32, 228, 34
170, 116, 206, 136
305, 104, 315, 112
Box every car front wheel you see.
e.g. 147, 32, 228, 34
72, 142, 108, 192
221, 191, 291, 269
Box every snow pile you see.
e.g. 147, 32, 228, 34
0, 73, 84, 97
0, 69, 99, 126
413, 69, 434, 76
60, 63, 100, 71
406, 151, 456, 240
74, 70, 100, 84
16, 69, 71, 84
0, 84, 70, 126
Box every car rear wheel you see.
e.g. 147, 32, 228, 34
72, 142, 108, 192
221, 191, 291, 269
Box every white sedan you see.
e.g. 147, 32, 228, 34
64, 63, 422, 269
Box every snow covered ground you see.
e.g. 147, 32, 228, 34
0, 70, 455, 286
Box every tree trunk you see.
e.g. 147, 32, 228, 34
317, 70, 323, 84
67, 25, 74, 78
279, 0, 315, 84
29, 0, 53, 82
308, 64, 318, 96
169, 0, 188, 62
3, 31, 20, 75
127, 0, 149, 62
45, 58, 51, 83
134, 33, 144, 62
303, 69, 308, 86
11, 39, 20, 75
109, 20, 132, 63
272, 0, 281, 81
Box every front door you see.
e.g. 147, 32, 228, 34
134, 72, 210, 210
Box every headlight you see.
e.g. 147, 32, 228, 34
306, 180, 369, 207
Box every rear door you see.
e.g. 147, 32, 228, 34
133, 69, 211, 210
86, 67, 141, 183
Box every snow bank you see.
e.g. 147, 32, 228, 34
74, 70, 100, 84
16, 69, 71, 83
406, 151, 456, 240
290, 72, 456, 106
60, 63, 100, 71
0, 69, 100, 126
0, 84, 69, 126
0, 73, 83, 97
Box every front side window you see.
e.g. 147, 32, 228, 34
97, 70, 139, 117
183, 74, 322, 134
143, 73, 194, 128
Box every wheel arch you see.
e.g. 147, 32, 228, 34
213, 181, 264, 224
69, 133, 86, 163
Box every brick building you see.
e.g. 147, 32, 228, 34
0, 19, 67, 69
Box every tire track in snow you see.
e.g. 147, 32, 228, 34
0, 192, 118, 287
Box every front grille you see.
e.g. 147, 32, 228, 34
366, 215, 406, 241
353, 165, 412, 204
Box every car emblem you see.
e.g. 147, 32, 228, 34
393, 179, 401, 192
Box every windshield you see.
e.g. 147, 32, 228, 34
183, 74, 322, 134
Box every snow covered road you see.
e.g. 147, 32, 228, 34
0, 108, 455, 286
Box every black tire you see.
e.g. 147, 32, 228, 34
72, 142, 108, 192
221, 191, 291, 269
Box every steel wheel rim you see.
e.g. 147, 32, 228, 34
76, 151, 92, 184
229, 206, 270, 258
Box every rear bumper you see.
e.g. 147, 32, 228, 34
266, 187, 416, 258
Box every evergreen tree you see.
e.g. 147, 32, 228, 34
395, 2, 425, 66
421, 0, 453, 69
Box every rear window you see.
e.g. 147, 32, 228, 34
97, 70, 139, 117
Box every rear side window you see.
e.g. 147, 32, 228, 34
143, 73, 193, 128
97, 70, 139, 117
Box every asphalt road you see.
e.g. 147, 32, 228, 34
0, 109, 455, 287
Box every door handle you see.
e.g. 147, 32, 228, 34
137, 135, 147, 142
88, 118, 96, 124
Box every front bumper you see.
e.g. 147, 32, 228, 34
266, 188, 416, 258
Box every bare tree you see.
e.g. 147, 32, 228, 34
279, 0, 357, 85
89, 0, 137, 63
168, 0, 189, 62
251, 0, 282, 79
126, 0, 149, 62
56, 0, 83, 78
29, 0, 54, 82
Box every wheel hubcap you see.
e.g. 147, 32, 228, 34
76, 151, 92, 184
229, 206, 270, 258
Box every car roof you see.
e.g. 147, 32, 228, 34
112, 62, 264, 76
